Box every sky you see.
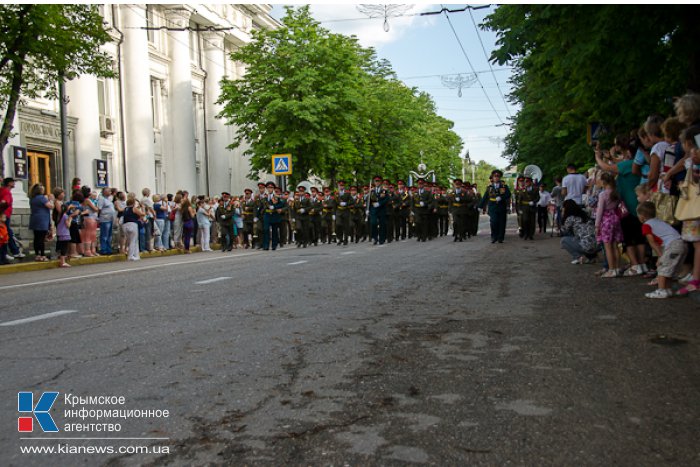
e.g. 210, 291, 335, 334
268, 3, 517, 170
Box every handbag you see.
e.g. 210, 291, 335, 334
675, 165, 700, 221
651, 177, 678, 224
153, 221, 161, 237
616, 200, 629, 219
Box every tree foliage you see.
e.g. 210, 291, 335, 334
0, 4, 114, 176
483, 5, 700, 185
218, 6, 463, 187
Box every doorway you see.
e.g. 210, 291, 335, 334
27, 150, 54, 193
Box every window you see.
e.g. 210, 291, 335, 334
189, 27, 200, 66
192, 94, 200, 143
97, 78, 111, 117
150, 78, 161, 130
146, 5, 155, 44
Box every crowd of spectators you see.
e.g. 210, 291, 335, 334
557, 93, 700, 298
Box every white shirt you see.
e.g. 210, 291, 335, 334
537, 190, 551, 207
562, 173, 587, 204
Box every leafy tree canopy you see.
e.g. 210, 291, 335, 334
0, 4, 114, 176
218, 6, 463, 187
483, 4, 700, 186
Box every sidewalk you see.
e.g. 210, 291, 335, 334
0, 244, 223, 275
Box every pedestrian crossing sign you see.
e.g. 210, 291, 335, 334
272, 154, 292, 175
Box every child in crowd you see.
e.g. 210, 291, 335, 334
55, 208, 72, 267
596, 172, 624, 277
637, 201, 687, 298
0, 212, 9, 264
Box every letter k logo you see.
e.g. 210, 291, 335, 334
18, 392, 59, 432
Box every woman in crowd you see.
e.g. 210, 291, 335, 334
196, 198, 213, 252
66, 191, 87, 258
560, 199, 597, 264
153, 194, 167, 252
28, 183, 54, 262
173, 193, 183, 250
181, 197, 195, 253
595, 172, 624, 277
233, 197, 243, 249
113, 191, 127, 254
80, 189, 99, 257
594, 137, 647, 276
122, 195, 144, 261
140, 188, 155, 252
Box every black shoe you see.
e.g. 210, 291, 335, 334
498, 240, 504, 243
344, 241, 348, 246
297, 243, 301, 248
453, 237, 458, 242
373, 241, 378, 245
264, 248, 270, 251
303, 244, 307, 248
491, 239, 497, 243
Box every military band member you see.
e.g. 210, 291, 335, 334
335, 180, 354, 246
463, 181, 480, 238
261, 183, 283, 250
412, 179, 434, 242
350, 185, 365, 243
513, 175, 526, 238
480, 170, 511, 243
437, 186, 449, 237
309, 187, 322, 246
519, 176, 539, 240
383, 180, 396, 243
394, 180, 410, 241
215, 192, 234, 251
294, 185, 311, 247
449, 179, 468, 241
253, 182, 268, 248
321, 187, 336, 243
369, 175, 389, 245
241, 188, 257, 249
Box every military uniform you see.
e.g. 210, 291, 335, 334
395, 188, 411, 240
241, 192, 257, 248
464, 186, 480, 238
519, 181, 539, 240
513, 178, 526, 237
449, 185, 469, 241
215, 200, 234, 251
321, 191, 337, 243
335, 185, 354, 245
480, 172, 511, 243
413, 184, 434, 242
384, 186, 395, 243
309, 193, 323, 246
437, 191, 449, 237
294, 191, 311, 247
350, 191, 365, 243
369, 179, 389, 244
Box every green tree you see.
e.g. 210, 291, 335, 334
218, 6, 368, 187
0, 4, 114, 176
483, 5, 700, 185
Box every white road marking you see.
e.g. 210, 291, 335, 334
340, 251, 356, 255
287, 260, 308, 265
195, 276, 231, 285
0, 252, 260, 291
0, 310, 78, 327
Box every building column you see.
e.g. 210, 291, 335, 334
202, 31, 230, 196
66, 74, 101, 189
121, 4, 155, 194
165, 8, 197, 194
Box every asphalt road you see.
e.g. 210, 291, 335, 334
1, 216, 698, 466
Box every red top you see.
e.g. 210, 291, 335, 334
0, 186, 13, 217
641, 224, 662, 246
0, 222, 8, 244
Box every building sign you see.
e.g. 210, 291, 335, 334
19, 121, 72, 142
12, 146, 28, 180
271, 154, 292, 176
95, 159, 109, 188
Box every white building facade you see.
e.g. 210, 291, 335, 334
3, 3, 279, 209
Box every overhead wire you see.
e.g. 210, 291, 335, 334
439, 4, 504, 125
467, 7, 511, 118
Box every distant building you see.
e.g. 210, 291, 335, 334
3, 3, 280, 209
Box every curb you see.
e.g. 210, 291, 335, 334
0, 244, 223, 276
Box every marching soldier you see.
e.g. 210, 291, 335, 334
335, 180, 354, 246
384, 180, 396, 243
519, 176, 539, 240
262, 189, 285, 251
215, 192, 234, 251
480, 170, 511, 243
241, 188, 257, 249
294, 185, 311, 247
513, 176, 525, 237
253, 182, 268, 248
395, 180, 411, 241
321, 187, 336, 244
437, 186, 449, 237
350, 185, 365, 243
449, 179, 468, 242
368, 175, 389, 245
464, 181, 480, 238
309, 187, 322, 246
413, 179, 434, 242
